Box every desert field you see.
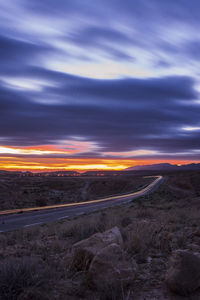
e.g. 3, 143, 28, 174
0, 171, 200, 299
0, 174, 152, 210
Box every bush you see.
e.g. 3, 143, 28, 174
35, 198, 47, 206
136, 208, 153, 219
124, 221, 165, 262
98, 281, 125, 300
0, 257, 52, 300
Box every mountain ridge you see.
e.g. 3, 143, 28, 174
124, 163, 200, 171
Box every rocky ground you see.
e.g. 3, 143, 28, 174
0, 171, 200, 299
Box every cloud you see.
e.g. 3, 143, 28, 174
64, 75, 197, 103
0, 35, 49, 65
0, 73, 200, 159
0, 0, 200, 164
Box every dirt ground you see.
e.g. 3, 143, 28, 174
0, 171, 200, 299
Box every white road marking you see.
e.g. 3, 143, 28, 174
75, 212, 84, 216
24, 222, 43, 228
58, 216, 69, 220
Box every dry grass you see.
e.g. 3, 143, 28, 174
0, 257, 53, 300
0, 172, 200, 299
97, 282, 127, 300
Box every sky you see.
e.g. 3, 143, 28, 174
0, 0, 200, 171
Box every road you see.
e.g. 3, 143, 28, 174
0, 175, 164, 232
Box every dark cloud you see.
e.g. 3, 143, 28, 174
0, 35, 50, 66
66, 76, 196, 103
23, 0, 86, 17
0, 73, 200, 157
68, 26, 133, 47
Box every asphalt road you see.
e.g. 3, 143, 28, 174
0, 176, 164, 232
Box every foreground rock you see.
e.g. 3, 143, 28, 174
165, 250, 200, 295
71, 227, 123, 270
89, 243, 137, 290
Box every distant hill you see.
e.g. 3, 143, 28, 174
82, 171, 123, 176
33, 171, 80, 176
124, 163, 200, 172
0, 170, 23, 177
0, 170, 80, 177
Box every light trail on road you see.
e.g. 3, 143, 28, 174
0, 176, 164, 232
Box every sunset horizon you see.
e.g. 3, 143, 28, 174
0, 0, 200, 172
0, 146, 199, 173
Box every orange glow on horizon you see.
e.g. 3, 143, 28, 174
0, 144, 199, 172
0, 157, 199, 172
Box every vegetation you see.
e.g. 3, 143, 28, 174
0, 171, 200, 298
0, 257, 53, 300
0, 175, 152, 210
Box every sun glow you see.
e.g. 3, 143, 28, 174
0, 164, 126, 171
0, 144, 199, 172
0, 155, 198, 172
0, 141, 99, 156
0, 146, 64, 156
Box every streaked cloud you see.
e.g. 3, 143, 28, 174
182, 126, 200, 131
0, 0, 200, 170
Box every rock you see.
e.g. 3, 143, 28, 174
165, 250, 200, 295
194, 229, 200, 237
188, 243, 200, 253
88, 243, 137, 290
71, 227, 123, 270
18, 289, 49, 300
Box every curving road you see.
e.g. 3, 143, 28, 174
0, 176, 164, 232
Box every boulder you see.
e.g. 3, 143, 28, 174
194, 229, 200, 237
88, 243, 137, 290
71, 227, 123, 270
165, 250, 200, 295
188, 243, 200, 253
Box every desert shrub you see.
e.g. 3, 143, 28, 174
136, 208, 153, 219
124, 221, 165, 262
120, 216, 132, 227
59, 215, 104, 242
172, 232, 187, 250
54, 196, 61, 204
5, 227, 41, 247
98, 281, 126, 300
0, 257, 53, 300
0, 234, 7, 249
67, 271, 89, 297
166, 209, 190, 225
103, 210, 122, 229
35, 197, 47, 206
57, 209, 126, 243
